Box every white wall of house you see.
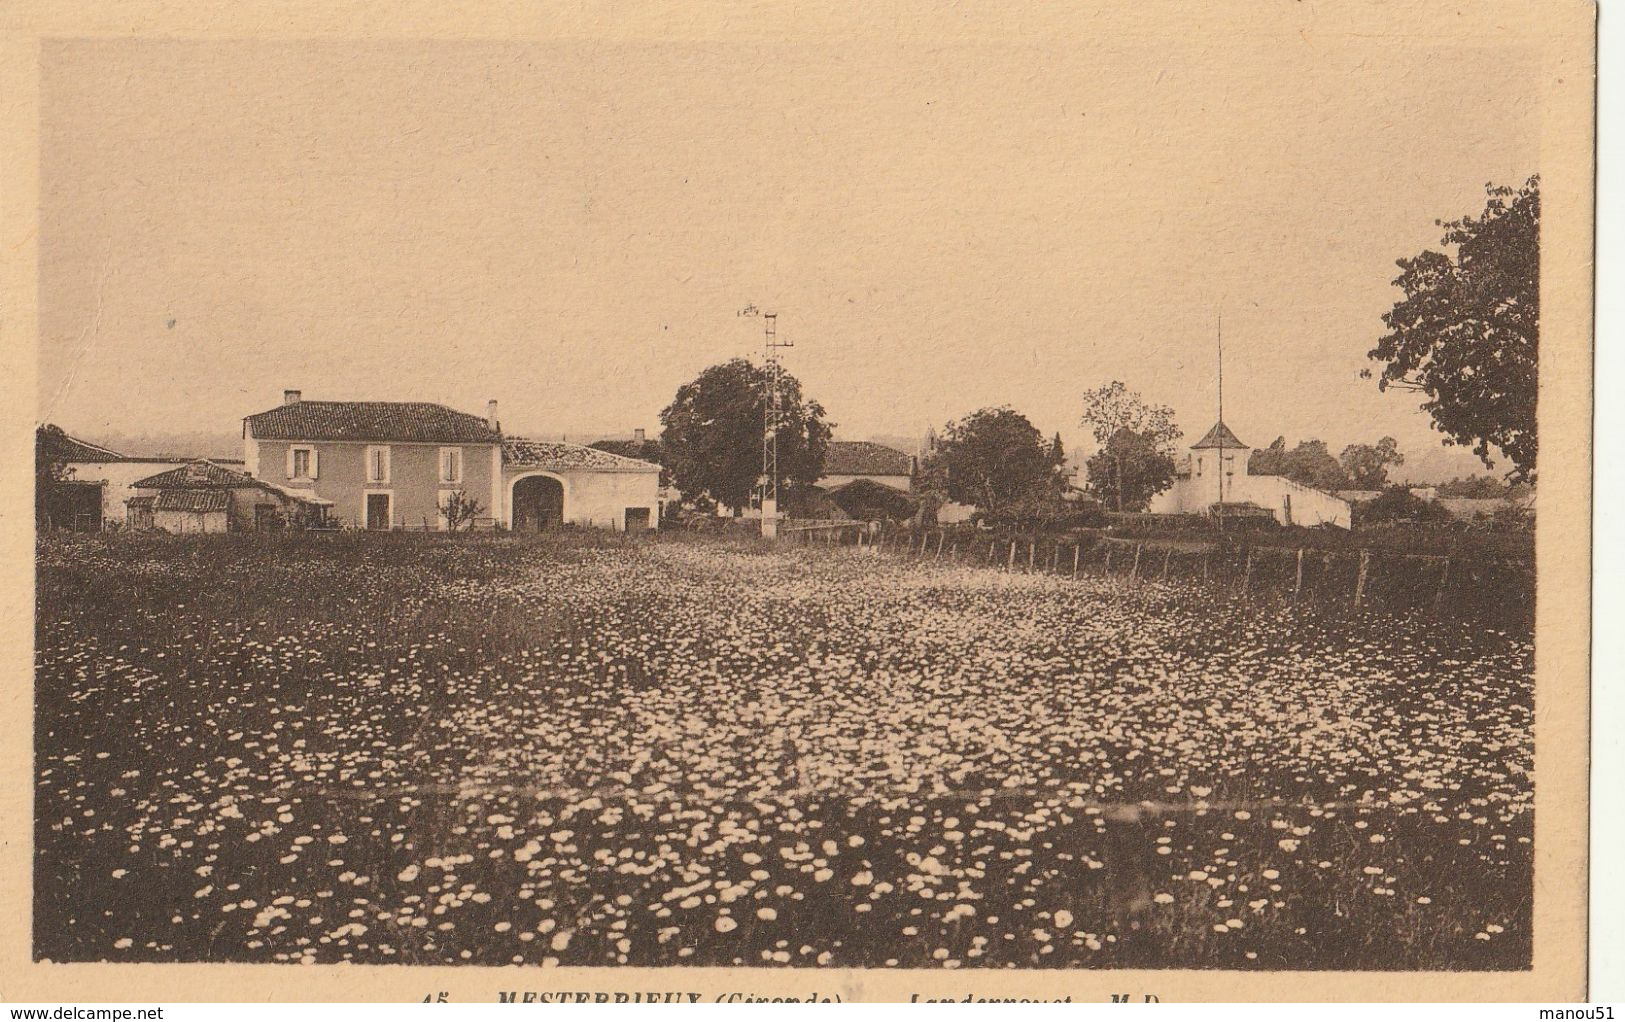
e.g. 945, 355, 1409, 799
1148, 447, 1352, 528
934, 500, 977, 524
152, 509, 228, 534
64, 461, 217, 525
566, 470, 659, 530
1151, 474, 1351, 528
247, 437, 499, 530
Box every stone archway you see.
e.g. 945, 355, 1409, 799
510, 474, 566, 532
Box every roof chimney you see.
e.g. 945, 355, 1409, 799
634, 428, 646, 442
486, 400, 499, 431
283, 389, 301, 405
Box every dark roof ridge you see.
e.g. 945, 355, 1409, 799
1190, 420, 1248, 450
244, 399, 502, 444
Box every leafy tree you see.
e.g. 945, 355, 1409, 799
1338, 437, 1405, 490
978, 487, 1105, 531
659, 358, 832, 513
926, 406, 1057, 516
35, 424, 77, 527
1437, 474, 1511, 499
438, 490, 486, 531
1490, 500, 1534, 533
1249, 437, 1350, 491
1077, 381, 1182, 511
1352, 485, 1454, 527
1248, 436, 1288, 474
1367, 176, 1539, 482
1084, 428, 1178, 512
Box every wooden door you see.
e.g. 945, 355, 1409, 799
366, 493, 391, 530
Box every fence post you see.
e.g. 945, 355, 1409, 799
1161, 547, 1171, 580
1293, 547, 1304, 601
1130, 543, 1142, 580
1202, 549, 1210, 582
1354, 549, 1371, 607
1008, 540, 1017, 570
1027, 540, 1035, 572
1051, 544, 1060, 573
936, 531, 945, 559
1104, 545, 1113, 575
1434, 557, 1451, 612
1242, 548, 1253, 595
1072, 544, 1081, 578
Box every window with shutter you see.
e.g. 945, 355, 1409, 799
289, 446, 316, 480
365, 446, 390, 484
439, 447, 462, 484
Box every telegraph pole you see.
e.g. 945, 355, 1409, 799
1216, 314, 1225, 528
742, 307, 794, 539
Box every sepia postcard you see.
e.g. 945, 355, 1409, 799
0, 0, 1596, 1004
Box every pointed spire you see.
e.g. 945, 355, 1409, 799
1192, 421, 1248, 450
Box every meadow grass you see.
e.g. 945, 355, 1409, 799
35, 531, 1531, 968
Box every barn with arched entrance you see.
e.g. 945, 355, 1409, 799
501, 438, 660, 532
510, 473, 566, 532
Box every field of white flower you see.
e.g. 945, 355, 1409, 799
35, 531, 1532, 969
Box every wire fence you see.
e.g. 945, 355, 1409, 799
781, 521, 1534, 624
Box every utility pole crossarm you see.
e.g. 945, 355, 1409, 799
759, 311, 794, 539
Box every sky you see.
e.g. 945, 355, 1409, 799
36, 33, 1538, 481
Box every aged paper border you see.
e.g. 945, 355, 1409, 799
0, 0, 1594, 1003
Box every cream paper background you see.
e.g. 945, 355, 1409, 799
0, 0, 1594, 1002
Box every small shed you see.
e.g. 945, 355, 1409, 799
130, 459, 333, 532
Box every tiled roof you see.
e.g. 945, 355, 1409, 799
503, 438, 660, 473
130, 460, 330, 506
41, 430, 125, 463
589, 438, 663, 463
822, 441, 912, 477
1191, 421, 1248, 450
41, 428, 243, 465
245, 401, 502, 444
133, 460, 257, 489
153, 489, 230, 513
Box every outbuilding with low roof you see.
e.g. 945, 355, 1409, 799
502, 437, 662, 532
130, 459, 333, 532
